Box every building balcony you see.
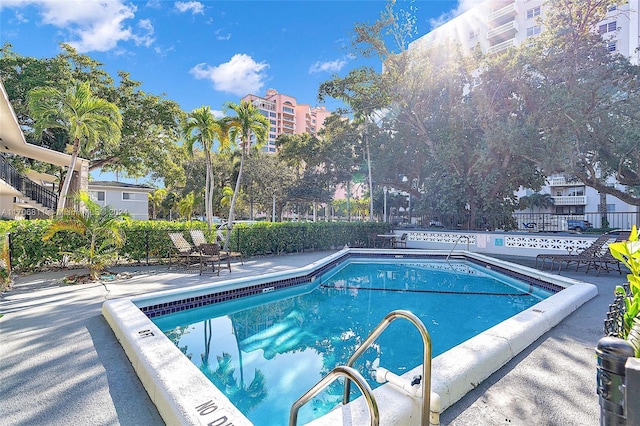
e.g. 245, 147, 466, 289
487, 21, 518, 40
487, 38, 516, 54
552, 195, 587, 206
548, 177, 584, 186
488, 2, 517, 24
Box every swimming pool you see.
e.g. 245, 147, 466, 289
152, 258, 553, 425
102, 249, 597, 425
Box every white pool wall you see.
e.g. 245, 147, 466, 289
103, 249, 597, 426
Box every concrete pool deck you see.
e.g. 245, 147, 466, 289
0, 251, 623, 425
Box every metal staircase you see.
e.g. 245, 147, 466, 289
0, 154, 58, 217
289, 310, 439, 426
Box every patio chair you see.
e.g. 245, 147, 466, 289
392, 233, 408, 249
168, 232, 201, 270
588, 230, 631, 276
535, 233, 612, 273
199, 243, 231, 276
191, 228, 244, 264
189, 229, 209, 248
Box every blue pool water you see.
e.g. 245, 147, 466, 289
152, 258, 553, 425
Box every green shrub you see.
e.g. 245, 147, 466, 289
3, 220, 390, 274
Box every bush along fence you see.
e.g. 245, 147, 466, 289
0, 220, 391, 274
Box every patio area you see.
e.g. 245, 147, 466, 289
0, 251, 620, 425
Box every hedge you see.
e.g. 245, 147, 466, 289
1, 220, 391, 274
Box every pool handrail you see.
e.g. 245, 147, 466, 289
289, 365, 379, 426
343, 310, 434, 426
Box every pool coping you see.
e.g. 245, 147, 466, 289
102, 249, 598, 426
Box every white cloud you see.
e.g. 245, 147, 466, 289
2, 0, 155, 53
174, 1, 204, 15
214, 28, 231, 41
309, 58, 348, 74
190, 54, 269, 96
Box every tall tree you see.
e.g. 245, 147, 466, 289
182, 106, 230, 229
28, 81, 122, 215
223, 101, 269, 248
523, 0, 640, 205
1, 44, 184, 185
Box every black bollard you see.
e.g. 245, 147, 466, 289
596, 336, 636, 426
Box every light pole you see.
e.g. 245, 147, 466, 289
383, 186, 388, 223
272, 190, 276, 222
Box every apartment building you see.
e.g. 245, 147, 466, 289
409, 0, 639, 64
0, 80, 89, 219
89, 181, 154, 221
242, 89, 331, 153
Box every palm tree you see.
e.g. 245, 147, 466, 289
223, 101, 269, 249
148, 188, 167, 219
182, 106, 231, 229
42, 192, 129, 280
220, 185, 234, 211
178, 192, 195, 221
28, 81, 122, 216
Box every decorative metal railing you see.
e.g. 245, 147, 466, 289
604, 282, 630, 338
0, 154, 58, 212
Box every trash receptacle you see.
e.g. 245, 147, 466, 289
596, 336, 636, 425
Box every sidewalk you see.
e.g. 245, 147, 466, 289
0, 252, 621, 425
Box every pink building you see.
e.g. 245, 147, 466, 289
242, 89, 331, 153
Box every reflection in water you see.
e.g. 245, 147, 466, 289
159, 261, 550, 425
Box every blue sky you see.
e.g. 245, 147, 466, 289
1, 0, 464, 182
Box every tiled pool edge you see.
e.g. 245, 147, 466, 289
102, 249, 598, 426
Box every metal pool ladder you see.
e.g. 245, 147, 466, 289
289, 310, 437, 426
447, 234, 470, 260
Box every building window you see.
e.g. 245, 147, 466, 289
598, 21, 617, 34
122, 192, 145, 201
468, 29, 479, 40
607, 41, 617, 52
91, 191, 105, 202
607, 5, 617, 11
526, 25, 541, 37
526, 6, 541, 19
269, 112, 276, 117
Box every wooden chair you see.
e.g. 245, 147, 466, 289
199, 243, 231, 276
168, 232, 200, 270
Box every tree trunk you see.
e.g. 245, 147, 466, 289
365, 130, 374, 222
225, 140, 246, 250
57, 137, 80, 216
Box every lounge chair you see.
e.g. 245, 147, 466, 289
199, 243, 231, 276
189, 229, 208, 248
190, 229, 244, 265
588, 230, 631, 276
535, 233, 612, 273
168, 232, 201, 270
